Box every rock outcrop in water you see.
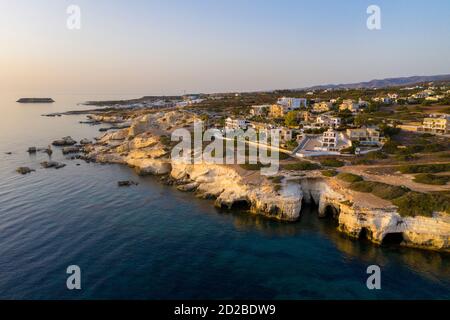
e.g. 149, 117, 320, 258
82, 111, 450, 252
17, 98, 54, 103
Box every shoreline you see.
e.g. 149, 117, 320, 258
48, 106, 450, 253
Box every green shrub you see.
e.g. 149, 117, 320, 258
320, 159, 345, 167
337, 173, 363, 183
268, 176, 284, 183
394, 153, 418, 161
321, 169, 338, 177
240, 163, 267, 171
350, 181, 410, 200
282, 161, 321, 171
364, 151, 388, 160
273, 184, 282, 192
399, 163, 450, 174
413, 174, 450, 185
392, 192, 450, 217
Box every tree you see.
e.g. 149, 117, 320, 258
285, 111, 299, 127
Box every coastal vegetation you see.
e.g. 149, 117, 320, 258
413, 173, 450, 185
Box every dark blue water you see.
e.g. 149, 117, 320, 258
0, 94, 449, 299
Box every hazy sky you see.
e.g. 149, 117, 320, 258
1, 0, 450, 96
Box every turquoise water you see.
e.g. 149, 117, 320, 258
0, 94, 449, 299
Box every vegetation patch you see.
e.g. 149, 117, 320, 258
337, 173, 363, 183
320, 159, 345, 167
350, 181, 410, 200
413, 173, 450, 185
392, 192, 450, 217
240, 163, 268, 171
282, 161, 321, 171
399, 163, 450, 174
321, 169, 338, 177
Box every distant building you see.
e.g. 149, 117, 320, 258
269, 98, 307, 118
372, 97, 392, 104
250, 105, 270, 116
316, 115, 341, 128
388, 93, 399, 100
277, 97, 307, 109
421, 114, 450, 134
358, 99, 369, 107
314, 129, 351, 152
346, 127, 381, 145
273, 127, 294, 143
312, 102, 333, 113
339, 100, 360, 113
225, 117, 250, 130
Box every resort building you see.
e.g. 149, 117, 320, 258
372, 97, 392, 104
277, 97, 307, 109
250, 105, 270, 116
274, 127, 294, 143
421, 114, 450, 134
316, 115, 342, 128
225, 117, 250, 131
312, 102, 333, 113
339, 100, 360, 113
346, 127, 381, 145
314, 129, 352, 152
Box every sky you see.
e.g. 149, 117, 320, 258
1, 0, 450, 96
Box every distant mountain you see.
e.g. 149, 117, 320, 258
303, 74, 450, 90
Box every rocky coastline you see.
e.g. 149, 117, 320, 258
64, 109, 450, 252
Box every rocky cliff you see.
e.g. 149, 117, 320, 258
84, 112, 450, 252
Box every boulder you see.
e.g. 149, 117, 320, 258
62, 146, 82, 155
16, 167, 35, 175
41, 161, 66, 169
118, 180, 139, 187
27, 147, 37, 153
80, 138, 92, 145
52, 136, 77, 146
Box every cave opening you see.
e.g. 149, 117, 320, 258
323, 205, 339, 220
359, 227, 371, 242
229, 200, 251, 211
381, 233, 404, 246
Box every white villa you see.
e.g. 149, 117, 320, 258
316, 115, 342, 128
225, 117, 250, 131
346, 127, 381, 145
314, 129, 352, 152
421, 114, 450, 134
250, 105, 271, 116
277, 97, 307, 109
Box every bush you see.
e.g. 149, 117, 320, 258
322, 169, 338, 177
240, 163, 267, 171
413, 174, 450, 185
350, 181, 410, 200
282, 161, 321, 171
273, 184, 283, 192
392, 192, 450, 217
268, 176, 284, 183
364, 151, 388, 160
337, 173, 363, 183
399, 163, 450, 174
320, 159, 345, 167
382, 140, 400, 154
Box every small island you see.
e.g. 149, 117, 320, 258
17, 98, 55, 103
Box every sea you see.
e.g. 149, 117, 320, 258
0, 93, 449, 299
